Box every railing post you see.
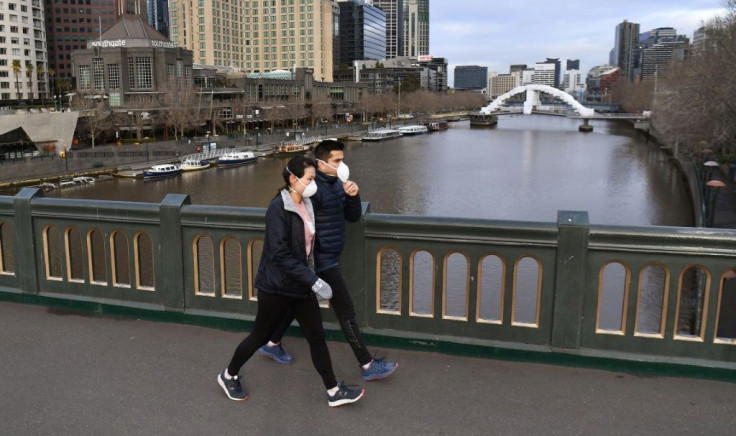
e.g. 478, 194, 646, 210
13, 187, 43, 294
551, 210, 590, 350
158, 194, 191, 311
342, 202, 370, 327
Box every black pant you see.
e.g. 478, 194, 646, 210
269, 267, 373, 366
227, 291, 337, 389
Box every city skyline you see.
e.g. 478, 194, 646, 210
429, 0, 726, 86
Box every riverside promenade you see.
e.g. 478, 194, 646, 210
1, 301, 735, 435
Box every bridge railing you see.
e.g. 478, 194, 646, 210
0, 189, 734, 372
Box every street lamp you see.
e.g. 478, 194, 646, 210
706, 179, 726, 227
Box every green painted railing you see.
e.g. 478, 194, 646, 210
1, 188, 735, 378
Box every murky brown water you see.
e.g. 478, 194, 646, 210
48, 115, 692, 226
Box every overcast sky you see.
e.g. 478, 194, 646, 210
428, 0, 728, 86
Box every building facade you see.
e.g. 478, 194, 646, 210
44, 0, 146, 82
336, 0, 386, 69
170, 0, 337, 82
403, 0, 428, 58
373, 0, 403, 58
488, 73, 520, 99
532, 62, 556, 87
613, 20, 640, 80
71, 15, 193, 108
0, 0, 48, 101
453, 65, 487, 90
146, 0, 169, 38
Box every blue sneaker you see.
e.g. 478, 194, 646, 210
217, 369, 248, 401
258, 343, 294, 364
327, 382, 365, 407
361, 357, 399, 381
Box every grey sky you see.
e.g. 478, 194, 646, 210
428, 0, 727, 86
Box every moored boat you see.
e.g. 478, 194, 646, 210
180, 158, 212, 171
361, 128, 403, 142
397, 125, 428, 136
143, 164, 182, 179
424, 120, 449, 131
217, 151, 257, 167
272, 144, 311, 157
468, 112, 498, 127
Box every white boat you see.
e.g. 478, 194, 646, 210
218, 151, 257, 167
72, 176, 95, 184
397, 125, 429, 136
361, 128, 403, 142
143, 164, 182, 179
180, 158, 211, 171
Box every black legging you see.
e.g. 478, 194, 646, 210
227, 291, 337, 389
269, 267, 373, 366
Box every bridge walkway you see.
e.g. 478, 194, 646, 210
1, 301, 734, 435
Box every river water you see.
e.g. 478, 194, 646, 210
49, 114, 693, 226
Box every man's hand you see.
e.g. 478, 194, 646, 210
343, 180, 359, 196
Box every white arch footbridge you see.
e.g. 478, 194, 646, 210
481, 84, 595, 117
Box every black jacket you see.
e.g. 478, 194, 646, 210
312, 169, 362, 273
254, 190, 319, 298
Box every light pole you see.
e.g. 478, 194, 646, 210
706, 179, 726, 227
397, 81, 401, 118
205, 131, 210, 152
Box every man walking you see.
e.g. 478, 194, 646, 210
259, 139, 398, 381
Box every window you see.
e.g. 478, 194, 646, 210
78, 65, 90, 90
107, 64, 119, 89
92, 58, 104, 89
128, 57, 153, 90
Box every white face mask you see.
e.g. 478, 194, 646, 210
320, 160, 350, 183
297, 177, 318, 198
287, 166, 318, 198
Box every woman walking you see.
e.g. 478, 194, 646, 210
217, 155, 364, 407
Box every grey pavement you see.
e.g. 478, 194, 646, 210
1, 301, 734, 435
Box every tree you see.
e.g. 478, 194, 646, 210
652, 3, 736, 160
72, 92, 111, 149
310, 93, 333, 127
25, 62, 34, 99
11, 60, 21, 100
163, 85, 201, 141
36, 64, 46, 99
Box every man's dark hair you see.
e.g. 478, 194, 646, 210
313, 139, 344, 161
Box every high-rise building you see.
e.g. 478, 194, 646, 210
454, 65, 487, 90
147, 0, 170, 38
417, 55, 447, 92
640, 41, 686, 80
489, 73, 520, 98
540, 58, 561, 88
532, 62, 556, 87
403, 0, 428, 57
562, 69, 581, 93
373, 0, 404, 58
45, 0, 147, 82
1, 0, 48, 100
566, 59, 580, 71
337, 0, 386, 68
613, 20, 640, 80
170, 0, 338, 82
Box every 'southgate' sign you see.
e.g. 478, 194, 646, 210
89, 39, 177, 49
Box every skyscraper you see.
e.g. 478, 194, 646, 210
613, 20, 640, 80
454, 65, 487, 90
170, 0, 338, 81
566, 59, 580, 71
403, 0, 429, 57
337, 0, 386, 68
147, 0, 170, 38
1, 0, 48, 100
45, 0, 147, 82
373, 0, 404, 58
